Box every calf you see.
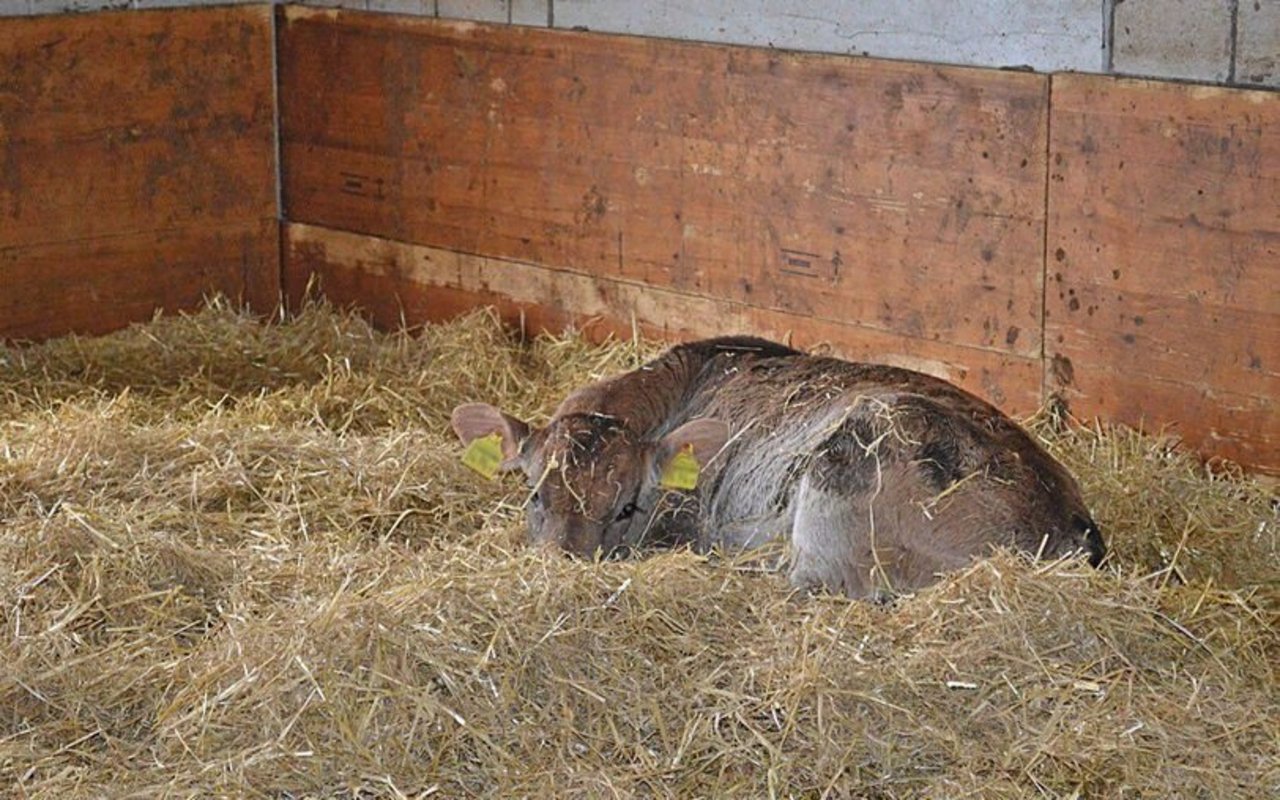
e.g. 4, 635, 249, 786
452, 337, 1104, 598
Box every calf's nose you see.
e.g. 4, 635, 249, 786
1085, 527, 1106, 567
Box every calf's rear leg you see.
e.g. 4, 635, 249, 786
790, 472, 957, 599
786, 425, 968, 599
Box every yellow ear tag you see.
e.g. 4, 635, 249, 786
659, 444, 701, 491
462, 432, 505, 480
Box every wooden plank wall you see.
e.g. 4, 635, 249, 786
0, 6, 279, 341
2, 8, 1270, 469
279, 6, 1050, 414
274, 8, 1277, 474
1047, 75, 1279, 470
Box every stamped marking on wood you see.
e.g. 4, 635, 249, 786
779, 248, 823, 278
339, 172, 388, 199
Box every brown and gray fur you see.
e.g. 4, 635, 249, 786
452, 337, 1104, 599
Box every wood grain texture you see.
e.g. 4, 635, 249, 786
279, 6, 1049, 361
284, 222, 1044, 414
1046, 74, 1279, 473
0, 6, 279, 340
2, 219, 279, 341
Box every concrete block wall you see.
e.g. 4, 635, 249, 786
1236, 0, 1280, 85
1112, 0, 1233, 83
1, 1, 1276, 87
555, 1, 1107, 72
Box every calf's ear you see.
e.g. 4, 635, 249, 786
655, 418, 730, 480
451, 403, 530, 467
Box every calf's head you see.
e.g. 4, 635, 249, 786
451, 403, 728, 558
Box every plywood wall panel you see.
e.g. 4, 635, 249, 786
284, 222, 1045, 413
1, 219, 279, 341
0, 6, 279, 340
1046, 74, 1279, 472
280, 7, 1049, 363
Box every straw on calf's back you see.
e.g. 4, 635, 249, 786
452, 336, 1105, 598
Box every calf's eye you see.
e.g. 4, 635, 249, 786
615, 502, 640, 521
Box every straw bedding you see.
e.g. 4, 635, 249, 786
1, 299, 1275, 798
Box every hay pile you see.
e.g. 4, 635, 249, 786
1, 299, 1276, 798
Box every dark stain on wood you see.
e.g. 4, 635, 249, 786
0, 6, 279, 341
1046, 74, 1278, 473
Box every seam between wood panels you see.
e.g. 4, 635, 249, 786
271, 4, 286, 308
1039, 73, 1049, 404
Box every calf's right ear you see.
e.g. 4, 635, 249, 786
450, 403, 530, 466
654, 418, 731, 490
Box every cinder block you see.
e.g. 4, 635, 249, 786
438, 0, 507, 23
0, 0, 32, 16
1236, 0, 1280, 87
552, 0, 1104, 73
1113, 0, 1233, 82
131, 0, 260, 8
510, 0, 547, 26
289, 0, 368, 9
28, 0, 129, 13
366, 0, 434, 14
